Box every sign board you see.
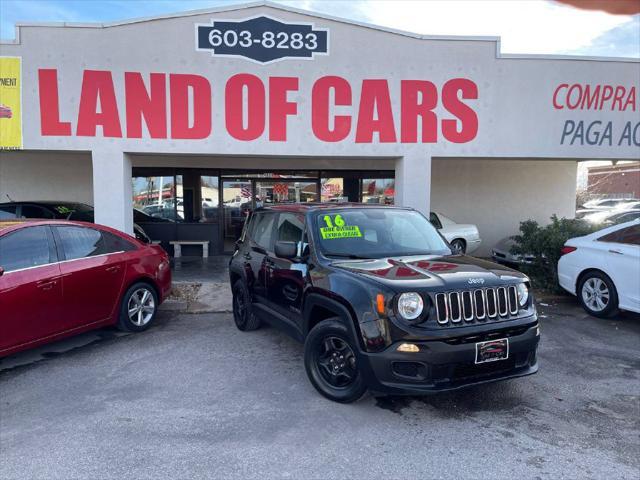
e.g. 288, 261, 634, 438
196, 15, 329, 64
0, 57, 22, 150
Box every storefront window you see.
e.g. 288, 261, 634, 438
362, 178, 395, 204
321, 178, 346, 203
255, 181, 317, 205
220, 171, 318, 179
132, 176, 178, 221
199, 176, 220, 223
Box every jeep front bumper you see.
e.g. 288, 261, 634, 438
358, 323, 540, 395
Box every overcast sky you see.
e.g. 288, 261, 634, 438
0, 0, 638, 58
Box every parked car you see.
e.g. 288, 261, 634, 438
491, 237, 536, 266
576, 199, 639, 218
558, 219, 639, 317
429, 212, 481, 254
604, 210, 640, 225
229, 204, 539, 403
0, 201, 155, 243
582, 202, 640, 224
581, 198, 638, 210
0, 103, 12, 119
0, 219, 171, 357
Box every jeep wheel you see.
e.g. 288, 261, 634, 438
578, 271, 619, 318
304, 318, 367, 403
232, 280, 261, 331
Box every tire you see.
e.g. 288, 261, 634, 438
117, 282, 159, 332
232, 280, 261, 331
450, 239, 466, 254
577, 271, 619, 318
304, 318, 367, 403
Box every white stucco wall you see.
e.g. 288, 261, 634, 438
431, 158, 578, 256
0, 3, 635, 233
0, 151, 93, 204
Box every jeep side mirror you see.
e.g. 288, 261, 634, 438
275, 241, 297, 259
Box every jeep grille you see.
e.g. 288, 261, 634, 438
435, 285, 520, 325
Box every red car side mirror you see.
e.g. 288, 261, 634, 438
0, 266, 4, 277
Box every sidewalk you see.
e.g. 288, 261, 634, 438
161, 256, 232, 313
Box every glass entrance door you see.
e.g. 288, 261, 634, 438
222, 179, 252, 252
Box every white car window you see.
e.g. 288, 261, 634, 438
437, 213, 456, 227
598, 225, 640, 246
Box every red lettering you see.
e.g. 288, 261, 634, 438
269, 77, 298, 142
225, 74, 265, 141
400, 80, 438, 143
623, 87, 636, 111
38, 69, 71, 136
553, 84, 568, 109
441, 78, 478, 143
581, 85, 600, 110
567, 84, 582, 109
599, 85, 613, 109
169, 74, 211, 139
76, 70, 122, 137
355, 79, 396, 143
311, 76, 352, 142
125, 72, 167, 139
612, 86, 625, 111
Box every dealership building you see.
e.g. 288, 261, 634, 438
0, 1, 638, 256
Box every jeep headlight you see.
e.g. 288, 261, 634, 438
517, 283, 529, 307
397, 292, 424, 320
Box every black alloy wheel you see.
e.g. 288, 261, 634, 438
316, 336, 358, 388
232, 280, 261, 331
304, 318, 367, 403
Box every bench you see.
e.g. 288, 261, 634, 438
169, 241, 209, 258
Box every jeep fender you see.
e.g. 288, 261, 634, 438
302, 293, 363, 348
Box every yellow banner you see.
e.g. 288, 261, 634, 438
0, 57, 22, 149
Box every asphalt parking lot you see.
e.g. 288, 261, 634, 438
1, 299, 639, 479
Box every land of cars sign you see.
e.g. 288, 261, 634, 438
37, 69, 479, 143
196, 16, 329, 63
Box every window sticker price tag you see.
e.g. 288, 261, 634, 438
320, 214, 362, 240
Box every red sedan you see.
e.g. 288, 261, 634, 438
0, 220, 171, 357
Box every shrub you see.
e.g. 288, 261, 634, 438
511, 215, 601, 292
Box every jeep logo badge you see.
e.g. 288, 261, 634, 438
196, 16, 329, 64
468, 278, 485, 285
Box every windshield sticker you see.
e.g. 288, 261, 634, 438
320, 214, 362, 240
55, 206, 74, 215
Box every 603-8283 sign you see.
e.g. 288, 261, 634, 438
196, 15, 329, 64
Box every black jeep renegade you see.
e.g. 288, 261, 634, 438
229, 204, 539, 403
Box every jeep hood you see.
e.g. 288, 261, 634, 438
331, 254, 526, 291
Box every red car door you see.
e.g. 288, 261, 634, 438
0, 225, 64, 354
53, 225, 127, 329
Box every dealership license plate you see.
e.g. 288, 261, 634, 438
475, 338, 509, 364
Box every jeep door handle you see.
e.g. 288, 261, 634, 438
608, 249, 624, 255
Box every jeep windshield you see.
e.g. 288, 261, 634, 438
315, 208, 451, 259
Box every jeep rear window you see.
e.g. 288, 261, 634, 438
316, 209, 451, 259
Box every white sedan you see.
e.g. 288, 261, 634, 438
558, 219, 640, 317
429, 212, 482, 254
